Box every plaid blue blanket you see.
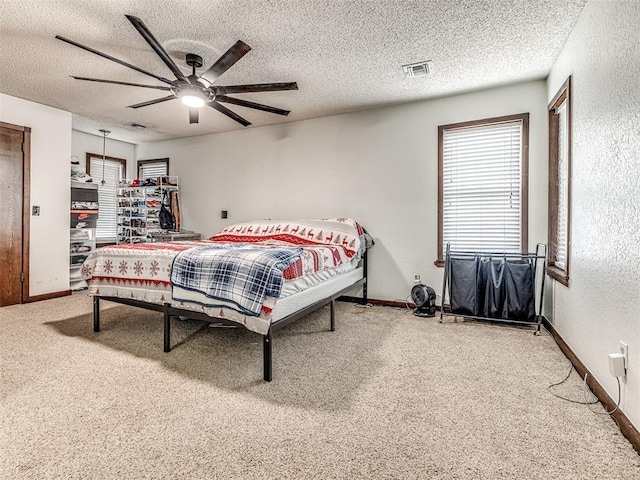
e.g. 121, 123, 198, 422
170, 243, 303, 316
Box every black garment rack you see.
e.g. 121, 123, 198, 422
439, 243, 547, 334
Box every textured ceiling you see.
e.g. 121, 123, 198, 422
0, 0, 587, 144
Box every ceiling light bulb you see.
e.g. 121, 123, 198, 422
181, 95, 205, 108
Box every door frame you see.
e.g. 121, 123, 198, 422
0, 121, 31, 303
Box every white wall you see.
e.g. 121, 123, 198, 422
72, 130, 135, 179
547, 0, 640, 430
137, 80, 548, 303
0, 93, 71, 296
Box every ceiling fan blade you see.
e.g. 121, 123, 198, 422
189, 108, 199, 124
71, 76, 172, 91
200, 41, 251, 84
209, 102, 251, 127
55, 35, 174, 85
214, 82, 298, 95
125, 15, 188, 82
216, 95, 290, 116
127, 95, 177, 109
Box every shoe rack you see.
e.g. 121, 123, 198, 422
70, 181, 98, 290
116, 176, 179, 244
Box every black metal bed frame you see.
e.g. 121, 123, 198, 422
92, 251, 368, 381
439, 244, 547, 334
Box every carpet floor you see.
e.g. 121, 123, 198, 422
0, 293, 638, 479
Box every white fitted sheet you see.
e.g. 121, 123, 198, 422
272, 267, 364, 321
279, 257, 359, 298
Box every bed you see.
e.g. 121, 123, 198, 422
82, 218, 370, 381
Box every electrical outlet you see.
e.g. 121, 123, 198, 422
619, 341, 629, 371
221, 210, 228, 219
414, 274, 421, 284
609, 353, 626, 378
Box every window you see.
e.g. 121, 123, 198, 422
547, 77, 571, 286
86, 153, 126, 243
137, 158, 169, 179
436, 113, 529, 266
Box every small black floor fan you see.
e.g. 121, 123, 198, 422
411, 284, 436, 317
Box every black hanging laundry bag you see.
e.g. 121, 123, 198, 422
475, 257, 491, 317
159, 191, 175, 231
485, 258, 508, 319
449, 256, 479, 316
504, 259, 536, 321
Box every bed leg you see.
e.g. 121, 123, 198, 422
362, 251, 368, 306
330, 299, 336, 331
263, 331, 273, 382
163, 303, 171, 353
93, 296, 100, 332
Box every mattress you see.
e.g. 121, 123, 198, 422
271, 267, 363, 321
279, 257, 359, 298
166, 262, 360, 335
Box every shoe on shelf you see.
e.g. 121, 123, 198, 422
158, 176, 177, 186
70, 244, 92, 253
73, 172, 93, 183
70, 230, 90, 240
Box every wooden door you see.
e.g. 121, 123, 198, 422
0, 124, 25, 306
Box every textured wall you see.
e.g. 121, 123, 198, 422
547, 0, 640, 429
71, 130, 136, 179
0, 93, 72, 296
136, 81, 548, 305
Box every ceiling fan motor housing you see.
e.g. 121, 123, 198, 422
174, 81, 214, 103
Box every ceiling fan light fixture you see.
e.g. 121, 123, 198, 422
175, 82, 211, 108
181, 94, 206, 108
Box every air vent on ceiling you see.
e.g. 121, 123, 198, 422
126, 122, 147, 129
402, 61, 434, 78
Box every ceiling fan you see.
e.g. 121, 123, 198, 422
55, 15, 298, 126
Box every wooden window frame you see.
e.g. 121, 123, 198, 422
137, 158, 169, 178
86, 153, 127, 179
547, 76, 572, 286
435, 113, 530, 267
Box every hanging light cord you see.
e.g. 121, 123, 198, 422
99, 129, 110, 185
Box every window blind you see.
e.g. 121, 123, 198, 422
138, 161, 167, 179
442, 120, 523, 255
90, 157, 123, 242
555, 101, 569, 269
